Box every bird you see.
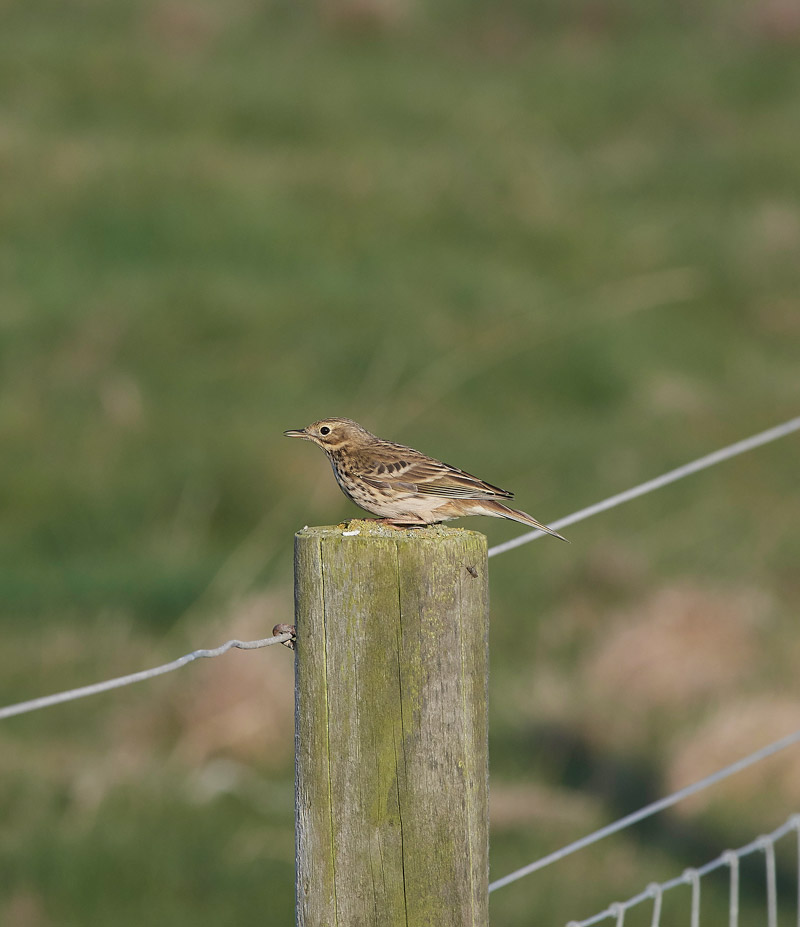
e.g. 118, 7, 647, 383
284, 417, 566, 540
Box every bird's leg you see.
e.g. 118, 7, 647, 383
379, 518, 431, 529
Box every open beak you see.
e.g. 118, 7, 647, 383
284, 428, 309, 439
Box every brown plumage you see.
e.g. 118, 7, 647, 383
284, 417, 566, 540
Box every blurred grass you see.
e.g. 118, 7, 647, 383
1, 0, 800, 923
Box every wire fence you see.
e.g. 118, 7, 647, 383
483, 414, 800, 920
564, 813, 800, 927
2, 414, 797, 724
488, 723, 800, 893
2, 414, 800, 924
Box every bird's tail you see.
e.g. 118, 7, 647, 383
480, 501, 568, 542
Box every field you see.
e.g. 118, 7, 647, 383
2, 0, 800, 923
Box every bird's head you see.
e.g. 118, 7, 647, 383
284, 418, 375, 452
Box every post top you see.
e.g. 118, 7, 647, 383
294, 519, 485, 544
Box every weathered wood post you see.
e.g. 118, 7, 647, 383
294, 521, 489, 927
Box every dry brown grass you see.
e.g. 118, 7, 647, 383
585, 583, 769, 712
668, 696, 800, 815
490, 781, 600, 830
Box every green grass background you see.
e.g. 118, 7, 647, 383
2, 0, 799, 923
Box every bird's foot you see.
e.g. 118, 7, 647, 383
380, 519, 431, 529
342, 517, 412, 530
340, 517, 429, 530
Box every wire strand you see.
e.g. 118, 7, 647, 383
489, 725, 800, 892
488, 415, 800, 557
0, 631, 294, 721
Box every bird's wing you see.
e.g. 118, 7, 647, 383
363, 454, 514, 500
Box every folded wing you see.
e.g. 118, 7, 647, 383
364, 456, 514, 500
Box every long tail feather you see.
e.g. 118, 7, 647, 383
482, 501, 568, 542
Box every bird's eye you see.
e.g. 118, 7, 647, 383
319, 426, 331, 436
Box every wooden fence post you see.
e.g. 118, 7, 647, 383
294, 521, 489, 927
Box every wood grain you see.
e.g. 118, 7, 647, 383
294, 521, 489, 927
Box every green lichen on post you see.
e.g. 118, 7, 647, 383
294, 523, 489, 927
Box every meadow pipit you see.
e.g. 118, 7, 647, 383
284, 417, 566, 540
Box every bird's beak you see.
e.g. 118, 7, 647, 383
284, 428, 309, 439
